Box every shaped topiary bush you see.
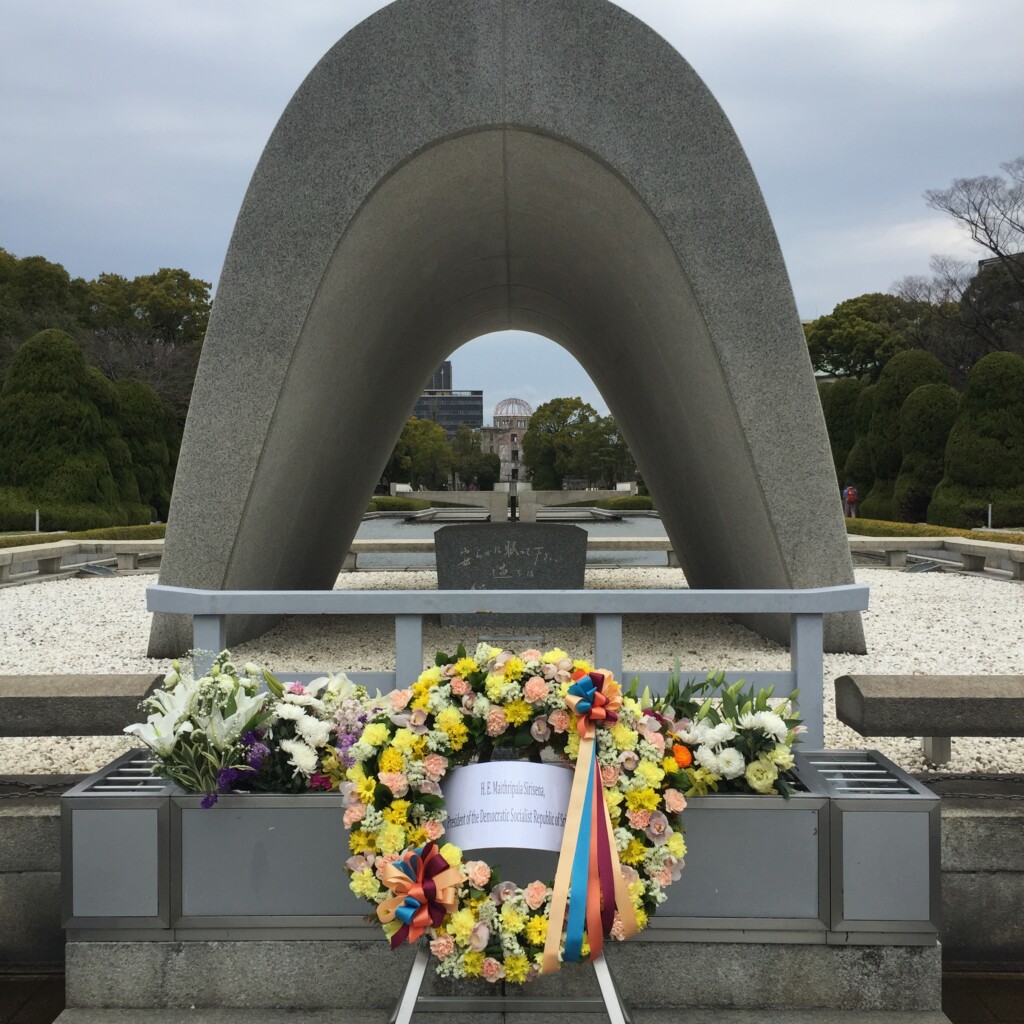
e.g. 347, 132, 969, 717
842, 384, 876, 494
860, 351, 948, 520
819, 377, 864, 485
893, 383, 960, 522
929, 352, 1024, 528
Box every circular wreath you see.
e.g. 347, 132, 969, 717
338, 644, 688, 985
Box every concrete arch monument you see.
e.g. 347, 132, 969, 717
150, 0, 865, 656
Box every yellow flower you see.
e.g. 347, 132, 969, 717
566, 730, 580, 760
361, 723, 389, 748
503, 657, 526, 680
350, 868, 381, 899
500, 904, 526, 935
406, 826, 428, 847
662, 756, 679, 775
635, 760, 664, 787
462, 951, 484, 976
541, 648, 568, 664
376, 823, 407, 855
448, 908, 476, 945
745, 757, 779, 795
357, 776, 377, 804
391, 728, 417, 752
666, 831, 687, 859
444, 721, 469, 750
635, 908, 648, 930
453, 657, 479, 678
504, 700, 532, 726
767, 744, 795, 771
435, 707, 463, 731
377, 747, 405, 774
610, 724, 638, 751
504, 954, 530, 984
349, 830, 376, 853
627, 880, 645, 907
382, 800, 410, 826
485, 673, 507, 701
625, 788, 660, 811
439, 842, 463, 867
580, 934, 590, 957
417, 666, 444, 687
524, 915, 549, 946
620, 839, 647, 866
383, 919, 401, 940
572, 659, 593, 674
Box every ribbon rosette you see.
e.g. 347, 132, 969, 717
542, 670, 638, 974
377, 841, 464, 949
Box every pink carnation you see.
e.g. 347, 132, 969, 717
422, 819, 445, 841
600, 764, 620, 787
664, 788, 687, 814
548, 709, 570, 734
652, 868, 673, 887
626, 809, 651, 830
423, 754, 448, 782
481, 957, 505, 982
450, 677, 471, 696
610, 913, 627, 940
523, 676, 550, 703
287, 682, 307, 695
485, 707, 509, 737
390, 689, 412, 711
343, 803, 367, 827
648, 732, 665, 753
429, 934, 455, 958
374, 852, 399, 880
464, 860, 492, 888
524, 880, 550, 911
377, 772, 409, 797
520, 649, 543, 663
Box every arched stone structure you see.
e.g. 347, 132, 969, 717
150, 0, 865, 656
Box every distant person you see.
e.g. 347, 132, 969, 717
843, 484, 859, 518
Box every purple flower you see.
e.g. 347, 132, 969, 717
469, 922, 490, 952
618, 750, 639, 771
530, 716, 552, 743
645, 811, 670, 846
246, 742, 270, 769
490, 881, 517, 904
201, 792, 218, 809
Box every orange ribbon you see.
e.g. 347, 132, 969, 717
541, 670, 638, 974
377, 842, 464, 948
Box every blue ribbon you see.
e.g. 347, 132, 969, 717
562, 741, 596, 962
395, 896, 422, 926
568, 674, 596, 716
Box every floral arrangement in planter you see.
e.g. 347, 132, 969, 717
125, 653, 372, 806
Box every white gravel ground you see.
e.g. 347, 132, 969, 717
1, 567, 1022, 776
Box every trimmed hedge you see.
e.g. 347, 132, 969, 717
861, 351, 948, 520
929, 352, 1024, 529
893, 383, 959, 522
845, 516, 1023, 546
595, 495, 654, 511
365, 497, 431, 513
819, 377, 864, 485
0, 487, 151, 533
842, 385, 877, 494
0, 522, 166, 551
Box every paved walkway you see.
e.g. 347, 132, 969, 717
1, 973, 1022, 1023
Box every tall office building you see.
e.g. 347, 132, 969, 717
413, 362, 482, 437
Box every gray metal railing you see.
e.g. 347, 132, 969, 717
147, 584, 869, 747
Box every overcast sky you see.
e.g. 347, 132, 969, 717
2, 1, 1022, 417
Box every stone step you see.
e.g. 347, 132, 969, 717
52, 1010, 953, 1023
0, 674, 162, 736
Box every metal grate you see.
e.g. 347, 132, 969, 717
803, 752, 915, 795
80, 752, 167, 794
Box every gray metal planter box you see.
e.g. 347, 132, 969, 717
63, 749, 938, 945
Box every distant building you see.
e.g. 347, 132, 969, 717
426, 361, 452, 390
480, 397, 533, 482
413, 375, 483, 437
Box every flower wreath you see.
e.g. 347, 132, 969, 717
338, 644, 689, 985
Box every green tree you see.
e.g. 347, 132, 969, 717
0, 329, 150, 529
892, 383, 960, 522
929, 352, 1024, 527
819, 377, 864, 485
861, 350, 948, 520
450, 425, 500, 490
115, 379, 180, 518
521, 397, 600, 490
804, 293, 928, 381
842, 385, 877, 495
399, 416, 452, 490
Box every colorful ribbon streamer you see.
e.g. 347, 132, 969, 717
541, 670, 639, 974
377, 841, 464, 949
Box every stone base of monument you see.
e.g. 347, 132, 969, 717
59, 750, 948, 1019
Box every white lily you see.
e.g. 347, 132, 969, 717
204, 690, 267, 751
124, 711, 193, 757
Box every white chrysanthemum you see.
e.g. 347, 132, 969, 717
717, 747, 746, 779
273, 703, 305, 722
695, 744, 722, 774
756, 711, 788, 743
704, 722, 737, 747
279, 737, 318, 777
294, 714, 332, 748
